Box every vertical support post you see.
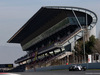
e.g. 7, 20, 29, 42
86, 12, 88, 27
85, 11, 89, 41
53, 50, 55, 55
60, 48, 62, 52
65, 56, 67, 65
67, 55, 69, 64
74, 35, 77, 63
83, 27, 86, 63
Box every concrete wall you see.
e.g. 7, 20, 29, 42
78, 63, 100, 69
26, 63, 100, 72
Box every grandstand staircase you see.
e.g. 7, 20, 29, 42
56, 52, 72, 60
58, 28, 83, 45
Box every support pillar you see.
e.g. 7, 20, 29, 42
99, 54, 100, 62
60, 48, 62, 52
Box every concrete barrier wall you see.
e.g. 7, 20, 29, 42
76, 63, 100, 69
26, 63, 100, 72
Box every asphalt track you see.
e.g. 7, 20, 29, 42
3, 70, 100, 75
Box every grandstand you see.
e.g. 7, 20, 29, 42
7, 6, 97, 71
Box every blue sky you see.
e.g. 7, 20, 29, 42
0, 0, 100, 65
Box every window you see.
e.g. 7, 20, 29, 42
68, 17, 85, 25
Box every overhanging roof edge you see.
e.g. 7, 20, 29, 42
7, 6, 98, 43
7, 7, 44, 43
43, 6, 98, 22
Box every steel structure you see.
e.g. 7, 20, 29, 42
8, 6, 97, 67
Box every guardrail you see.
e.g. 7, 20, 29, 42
26, 63, 100, 72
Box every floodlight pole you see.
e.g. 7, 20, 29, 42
83, 12, 88, 63
82, 27, 86, 63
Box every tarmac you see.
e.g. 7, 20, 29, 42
4, 70, 100, 75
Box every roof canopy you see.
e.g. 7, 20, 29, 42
7, 6, 97, 44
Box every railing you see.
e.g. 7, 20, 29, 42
53, 28, 82, 46
15, 27, 82, 64
37, 28, 83, 67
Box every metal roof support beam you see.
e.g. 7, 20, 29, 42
72, 9, 82, 29
86, 12, 88, 27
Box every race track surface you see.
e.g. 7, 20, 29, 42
2, 70, 100, 75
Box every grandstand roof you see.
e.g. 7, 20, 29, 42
7, 6, 97, 43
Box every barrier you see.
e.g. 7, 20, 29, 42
26, 63, 100, 72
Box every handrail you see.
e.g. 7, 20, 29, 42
15, 28, 82, 64
58, 28, 82, 45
